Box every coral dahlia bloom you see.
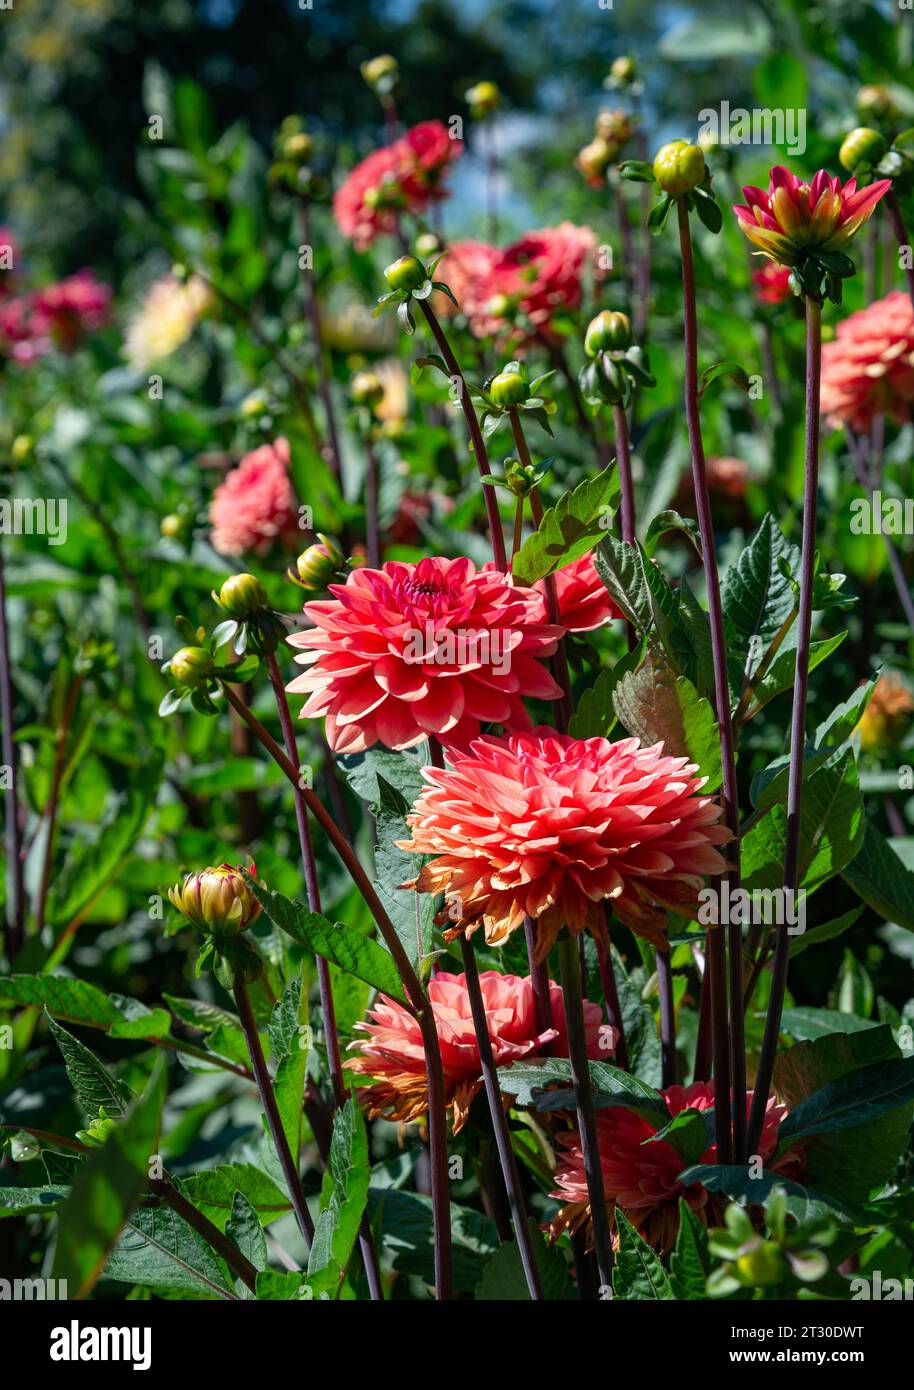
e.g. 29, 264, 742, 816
440, 224, 597, 345
856, 671, 914, 752
32, 270, 111, 351
0, 295, 48, 364
124, 273, 211, 370
333, 121, 462, 250
209, 436, 300, 557
347, 970, 610, 1132
752, 262, 793, 305
541, 553, 622, 632
399, 729, 731, 957
820, 291, 914, 432
734, 166, 890, 267
286, 557, 562, 753
552, 1080, 798, 1251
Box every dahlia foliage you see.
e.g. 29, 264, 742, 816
4, 15, 914, 1323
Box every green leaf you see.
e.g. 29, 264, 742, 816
105, 1204, 235, 1299
511, 465, 617, 585
612, 647, 722, 790
474, 1217, 567, 1299
750, 632, 847, 713
594, 534, 652, 634
779, 1006, 878, 1039
669, 1199, 709, 1299
742, 754, 865, 894
0, 1185, 69, 1218
307, 1097, 370, 1296
692, 194, 723, 235
613, 1209, 675, 1298
0, 975, 170, 1040
182, 1164, 292, 1230
676, 1166, 856, 1222
497, 1057, 669, 1125
226, 1191, 268, 1295
255, 1270, 310, 1300
778, 1056, 914, 1144
841, 821, 914, 932
643, 1107, 715, 1164
643, 509, 702, 558
789, 908, 864, 958
698, 359, 749, 393
722, 513, 799, 699
774, 1025, 910, 1202
367, 1187, 497, 1294
268, 972, 309, 1163
246, 880, 409, 1006
46, 1015, 134, 1119
52, 1057, 165, 1298
336, 745, 425, 809
373, 775, 435, 971
567, 640, 645, 740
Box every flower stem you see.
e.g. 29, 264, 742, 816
746, 294, 822, 1156
886, 192, 914, 314
524, 914, 554, 1043
611, 403, 636, 548
266, 650, 383, 1299
557, 931, 614, 1291
511, 410, 572, 733
676, 199, 742, 1162
597, 909, 629, 1071
656, 946, 677, 1088
417, 298, 507, 570
35, 672, 84, 934
0, 541, 25, 960
364, 434, 382, 569
219, 680, 454, 1297
300, 199, 345, 486
233, 973, 315, 1250
458, 932, 544, 1299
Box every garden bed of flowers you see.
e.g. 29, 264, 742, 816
2, 11, 914, 1326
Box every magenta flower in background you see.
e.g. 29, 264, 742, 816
333, 120, 462, 250
733, 166, 890, 266
208, 436, 301, 557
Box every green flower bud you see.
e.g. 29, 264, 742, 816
490, 367, 529, 407
856, 84, 898, 124
652, 140, 706, 197
736, 1241, 788, 1287
169, 646, 214, 689
160, 514, 183, 539
11, 434, 33, 462
585, 309, 632, 357
283, 131, 313, 163
465, 81, 501, 119
218, 572, 269, 618
486, 293, 514, 319
384, 255, 427, 294
361, 54, 398, 91
350, 370, 385, 407
414, 231, 442, 259
76, 1109, 118, 1148
610, 55, 636, 86
240, 390, 269, 419
839, 126, 887, 172
577, 136, 614, 185
295, 536, 344, 590
169, 862, 262, 937
504, 458, 538, 496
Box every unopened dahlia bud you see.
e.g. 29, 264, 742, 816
596, 108, 634, 148
609, 55, 636, 87
486, 292, 514, 319
350, 370, 385, 407
283, 131, 313, 163
295, 536, 344, 590
736, 1242, 788, 1287
11, 434, 33, 462
169, 646, 214, 689
490, 366, 529, 407
218, 572, 268, 618
415, 231, 442, 259
384, 255, 427, 294
465, 81, 501, 119
161, 514, 183, 539
585, 309, 632, 356
361, 54, 398, 92
653, 140, 706, 196
856, 84, 898, 124
240, 390, 269, 419
168, 863, 262, 936
577, 137, 614, 185
504, 458, 538, 496
839, 127, 887, 172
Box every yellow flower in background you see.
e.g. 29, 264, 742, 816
856, 673, 914, 753
124, 273, 211, 370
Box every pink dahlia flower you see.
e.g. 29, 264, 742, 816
820, 290, 914, 432
752, 262, 793, 305
347, 969, 610, 1131
31, 269, 111, 350
286, 556, 563, 753
208, 436, 300, 557
440, 223, 597, 345
552, 1079, 800, 1251
734, 166, 890, 267
541, 553, 622, 632
399, 729, 731, 958
0, 295, 48, 364
333, 120, 462, 250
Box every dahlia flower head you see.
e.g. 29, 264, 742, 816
734, 166, 890, 268
399, 728, 731, 959
209, 436, 301, 557
820, 291, 914, 432
855, 671, 914, 753
552, 1079, 800, 1251
347, 969, 611, 1132
333, 121, 462, 250
441, 223, 597, 346
752, 262, 793, 305
31, 269, 111, 350
124, 273, 211, 371
287, 556, 563, 753
482, 553, 622, 632
0, 295, 49, 364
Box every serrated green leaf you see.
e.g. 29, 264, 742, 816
742, 754, 864, 894
611, 647, 722, 789
841, 821, 914, 933
307, 1097, 370, 1296
46, 1015, 134, 1119
105, 1203, 236, 1299
669, 1199, 709, 1299
474, 1217, 567, 1299
511, 465, 617, 585
613, 1209, 675, 1298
